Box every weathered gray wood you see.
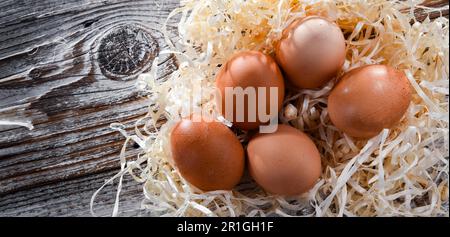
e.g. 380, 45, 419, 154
0, 0, 447, 217
0, 169, 150, 217
0, 0, 179, 216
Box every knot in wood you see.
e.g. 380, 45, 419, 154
98, 25, 159, 80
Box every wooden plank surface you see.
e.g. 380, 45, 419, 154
0, 0, 179, 217
0, 0, 448, 217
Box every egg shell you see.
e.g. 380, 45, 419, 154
170, 115, 245, 191
275, 16, 346, 89
328, 65, 412, 138
215, 51, 285, 131
247, 124, 322, 196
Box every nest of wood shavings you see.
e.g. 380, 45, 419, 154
91, 0, 449, 217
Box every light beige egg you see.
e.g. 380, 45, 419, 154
275, 16, 346, 89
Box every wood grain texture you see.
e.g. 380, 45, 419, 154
0, 0, 448, 217
0, 0, 179, 216
0, 169, 151, 217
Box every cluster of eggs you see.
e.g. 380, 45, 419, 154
170, 16, 412, 195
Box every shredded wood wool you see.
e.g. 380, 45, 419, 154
91, 0, 449, 217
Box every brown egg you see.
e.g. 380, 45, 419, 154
275, 16, 346, 89
247, 124, 322, 196
170, 114, 245, 191
328, 65, 412, 138
215, 51, 285, 131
